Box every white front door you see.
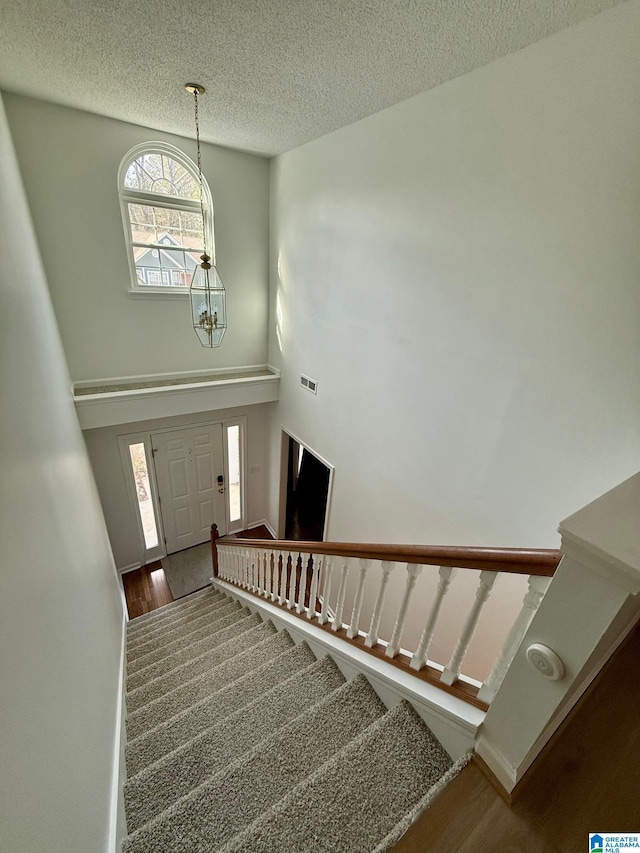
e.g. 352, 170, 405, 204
152, 424, 227, 554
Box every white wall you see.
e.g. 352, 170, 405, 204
3, 94, 270, 382
0, 94, 124, 853
85, 404, 273, 571
267, 1, 640, 552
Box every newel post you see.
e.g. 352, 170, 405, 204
210, 523, 220, 578
475, 473, 640, 795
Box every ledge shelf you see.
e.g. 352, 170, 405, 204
73, 366, 280, 429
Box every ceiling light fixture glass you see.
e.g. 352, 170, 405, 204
185, 83, 227, 347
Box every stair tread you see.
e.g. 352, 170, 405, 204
127, 587, 217, 633
122, 675, 386, 853
127, 597, 239, 663
125, 628, 293, 739
126, 607, 250, 690
221, 701, 453, 853
126, 641, 316, 775
124, 656, 346, 832
125, 615, 265, 712
127, 587, 213, 631
127, 590, 225, 648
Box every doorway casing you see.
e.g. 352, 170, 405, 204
278, 428, 334, 541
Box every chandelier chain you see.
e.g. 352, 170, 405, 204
193, 89, 208, 259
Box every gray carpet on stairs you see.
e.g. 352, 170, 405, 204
126, 641, 317, 775
126, 607, 253, 691
126, 628, 292, 739
127, 590, 226, 650
125, 615, 266, 711
123, 586, 461, 852
124, 656, 346, 832
127, 597, 239, 665
127, 588, 218, 636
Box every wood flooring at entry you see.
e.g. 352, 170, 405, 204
122, 525, 273, 619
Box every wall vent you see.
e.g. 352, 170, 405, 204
300, 374, 318, 394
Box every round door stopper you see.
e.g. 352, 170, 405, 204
526, 643, 565, 681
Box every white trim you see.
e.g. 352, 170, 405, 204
118, 561, 142, 575
278, 428, 335, 541
128, 288, 189, 299
214, 579, 484, 759
474, 739, 518, 789
223, 417, 248, 534
73, 364, 278, 391
108, 609, 127, 853
117, 141, 215, 296
246, 518, 278, 539
74, 375, 280, 430
117, 433, 165, 564
559, 531, 640, 594
75, 374, 277, 402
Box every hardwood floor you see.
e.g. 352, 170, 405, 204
234, 524, 274, 540
123, 526, 274, 619
122, 561, 174, 619
393, 619, 640, 852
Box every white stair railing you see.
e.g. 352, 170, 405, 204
212, 530, 560, 706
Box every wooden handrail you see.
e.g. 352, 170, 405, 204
216, 536, 561, 577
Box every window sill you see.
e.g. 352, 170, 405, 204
128, 288, 189, 300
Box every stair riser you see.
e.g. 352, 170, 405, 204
126, 642, 316, 775
125, 630, 291, 739
127, 598, 239, 662
124, 657, 346, 832
125, 617, 266, 713
127, 610, 253, 690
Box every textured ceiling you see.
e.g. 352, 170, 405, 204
0, 0, 625, 156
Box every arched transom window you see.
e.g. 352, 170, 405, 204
118, 142, 214, 295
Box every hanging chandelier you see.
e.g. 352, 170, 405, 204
185, 83, 227, 348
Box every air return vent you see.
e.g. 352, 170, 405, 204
300, 374, 318, 394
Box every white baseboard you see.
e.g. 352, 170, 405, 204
474, 738, 518, 792
246, 519, 277, 539
118, 562, 142, 575
214, 579, 484, 760
109, 616, 127, 853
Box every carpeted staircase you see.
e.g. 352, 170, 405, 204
122, 585, 462, 853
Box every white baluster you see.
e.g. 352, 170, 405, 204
318, 557, 335, 625
297, 554, 310, 614
261, 551, 268, 597
269, 551, 278, 601
287, 552, 298, 609
365, 561, 395, 647
236, 550, 241, 585
278, 551, 287, 604
265, 550, 274, 599
256, 549, 263, 594
331, 558, 351, 631
241, 549, 248, 588
307, 555, 320, 620
252, 550, 258, 591
385, 563, 423, 658
441, 570, 498, 686
262, 550, 269, 597
410, 566, 456, 671
347, 559, 370, 639
249, 549, 255, 589
477, 575, 550, 703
